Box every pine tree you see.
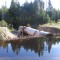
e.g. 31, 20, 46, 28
34, 0, 40, 15
9, 0, 21, 28
48, 0, 53, 11
46, 0, 53, 22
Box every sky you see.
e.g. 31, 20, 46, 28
0, 0, 34, 8
44, 0, 60, 10
0, 0, 60, 10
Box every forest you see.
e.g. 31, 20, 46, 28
0, 0, 60, 29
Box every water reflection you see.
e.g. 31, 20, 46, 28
10, 40, 22, 55
0, 37, 60, 57
0, 41, 9, 52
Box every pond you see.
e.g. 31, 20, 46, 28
0, 37, 60, 60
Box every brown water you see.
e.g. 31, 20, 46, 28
0, 37, 60, 60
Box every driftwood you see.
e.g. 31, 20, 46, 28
18, 26, 53, 37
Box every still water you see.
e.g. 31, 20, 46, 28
0, 37, 60, 60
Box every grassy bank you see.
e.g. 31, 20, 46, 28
38, 22, 60, 35
41, 22, 60, 29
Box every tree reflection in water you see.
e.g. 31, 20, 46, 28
0, 41, 9, 53
0, 37, 60, 56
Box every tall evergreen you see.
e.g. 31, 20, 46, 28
0, 0, 59, 28
9, 0, 21, 28
34, 0, 40, 15
46, 0, 53, 22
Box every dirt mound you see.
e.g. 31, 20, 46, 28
0, 27, 17, 40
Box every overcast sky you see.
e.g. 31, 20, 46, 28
0, 0, 60, 10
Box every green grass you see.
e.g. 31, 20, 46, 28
41, 21, 60, 29
9, 28, 15, 32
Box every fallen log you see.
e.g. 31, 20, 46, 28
18, 26, 53, 37
0, 26, 54, 41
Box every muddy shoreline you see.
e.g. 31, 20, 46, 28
38, 26, 60, 36
0, 26, 60, 41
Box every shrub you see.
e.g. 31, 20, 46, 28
0, 20, 8, 27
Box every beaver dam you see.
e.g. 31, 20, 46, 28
0, 26, 60, 41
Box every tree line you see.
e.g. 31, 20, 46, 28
0, 0, 60, 29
